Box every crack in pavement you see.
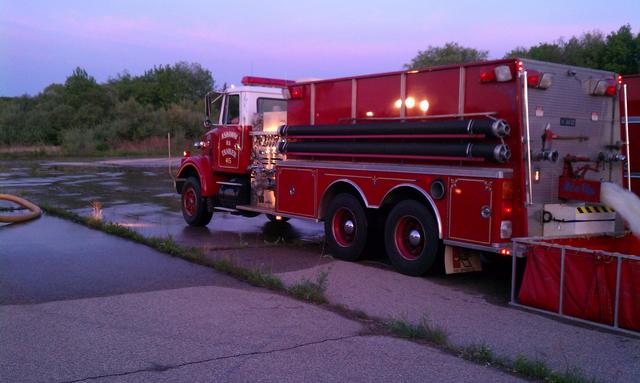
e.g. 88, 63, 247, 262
58, 334, 362, 383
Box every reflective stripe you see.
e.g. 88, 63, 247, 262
576, 206, 615, 214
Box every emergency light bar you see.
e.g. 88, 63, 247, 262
283, 85, 305, 100
527, 70, 553, 90
592, 78, 617, 97
480, 64, 516, 83
241, 76, 295, 88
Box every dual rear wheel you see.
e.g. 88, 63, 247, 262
324, 194, 440, 276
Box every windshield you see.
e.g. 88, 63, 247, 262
207, 93, 223, 124
224, 94, 240, 124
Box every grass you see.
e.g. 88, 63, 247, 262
385, 315, 449, 346
287, 270, 329, 304
0, 144, 186, 160
41, 204, 600, 383
383, 315, 596, 382
547, 367, 594, 383
513, 354, 551, 380
211, 258, 284, 291
460, 344, 497, 365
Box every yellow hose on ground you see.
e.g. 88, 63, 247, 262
0, 194, 42, 223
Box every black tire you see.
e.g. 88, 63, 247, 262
384, 200, 440, 276
324, 193, 368, 261
181, 176, 213, 226
364, 209, 386, 258
266, 214, 290, 223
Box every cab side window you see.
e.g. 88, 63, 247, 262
257, 98, 287, 113
224, 94, 240, 124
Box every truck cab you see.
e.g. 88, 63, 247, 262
175, 77, 289, 225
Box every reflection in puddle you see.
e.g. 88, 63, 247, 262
90, 201, 103, 221
119, 222, 152, 228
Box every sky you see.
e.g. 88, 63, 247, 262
1, 0, 638, 96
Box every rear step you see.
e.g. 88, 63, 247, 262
213, 206, 239, 213
216, 181, 243, 187
236, 205, 276, 215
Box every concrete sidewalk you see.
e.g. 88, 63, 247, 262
277, 260, 640, 383
0, 217, 521, 383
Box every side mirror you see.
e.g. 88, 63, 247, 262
203, 119, 213, 129
204, 93, 212, 118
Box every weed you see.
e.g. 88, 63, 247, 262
547, 367, 594, 383
385, 315, 448, 346
288, 270, 329, 304
461, 344, 496, 365
513, 354, 550, 379
211, 258, 284, 291
353, 309, 370, 320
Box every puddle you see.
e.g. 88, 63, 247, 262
0, 158, 327, 258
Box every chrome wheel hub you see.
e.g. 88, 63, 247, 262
343, 220, 355, 235
408, 229, 422, 246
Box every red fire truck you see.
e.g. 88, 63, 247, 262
175, 59, 627, 276
622, 74, 639, 195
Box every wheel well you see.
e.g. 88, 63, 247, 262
176, 166, 199, 193
319, 181, 367, 220
379, 186, 443, 239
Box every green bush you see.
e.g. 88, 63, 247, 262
60, 127, 99, 154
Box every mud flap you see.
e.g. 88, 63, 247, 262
444, 246, 482, 274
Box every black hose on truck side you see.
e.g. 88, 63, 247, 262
278, 119, 510, 138
277, 141, 511, 163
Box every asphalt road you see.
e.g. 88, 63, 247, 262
0, 216, 521, 383
0, 216, 239, 305
2, 158, 639, 382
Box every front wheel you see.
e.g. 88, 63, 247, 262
385, 200, 440, 276
324, 193, 368, 261
181, 176, 213, 226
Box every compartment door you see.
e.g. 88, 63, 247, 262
276, 168, 317, 217
448, 178, 493, 244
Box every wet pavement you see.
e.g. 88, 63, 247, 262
0, 158, 325, 253
0, 215, 241, 305
0, 167, 522, 382
0, 158, 510, 296
2, 158, 639, 382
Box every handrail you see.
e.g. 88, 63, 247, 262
522, 70, 533, 205
623, 84, 632, 191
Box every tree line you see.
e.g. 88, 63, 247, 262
1, 25, 637, 155
0, 62, 213, 154
405, 24, 639, 75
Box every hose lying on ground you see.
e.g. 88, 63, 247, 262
0, 194, 42, 223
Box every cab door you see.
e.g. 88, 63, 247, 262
217, 94, 241, 170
